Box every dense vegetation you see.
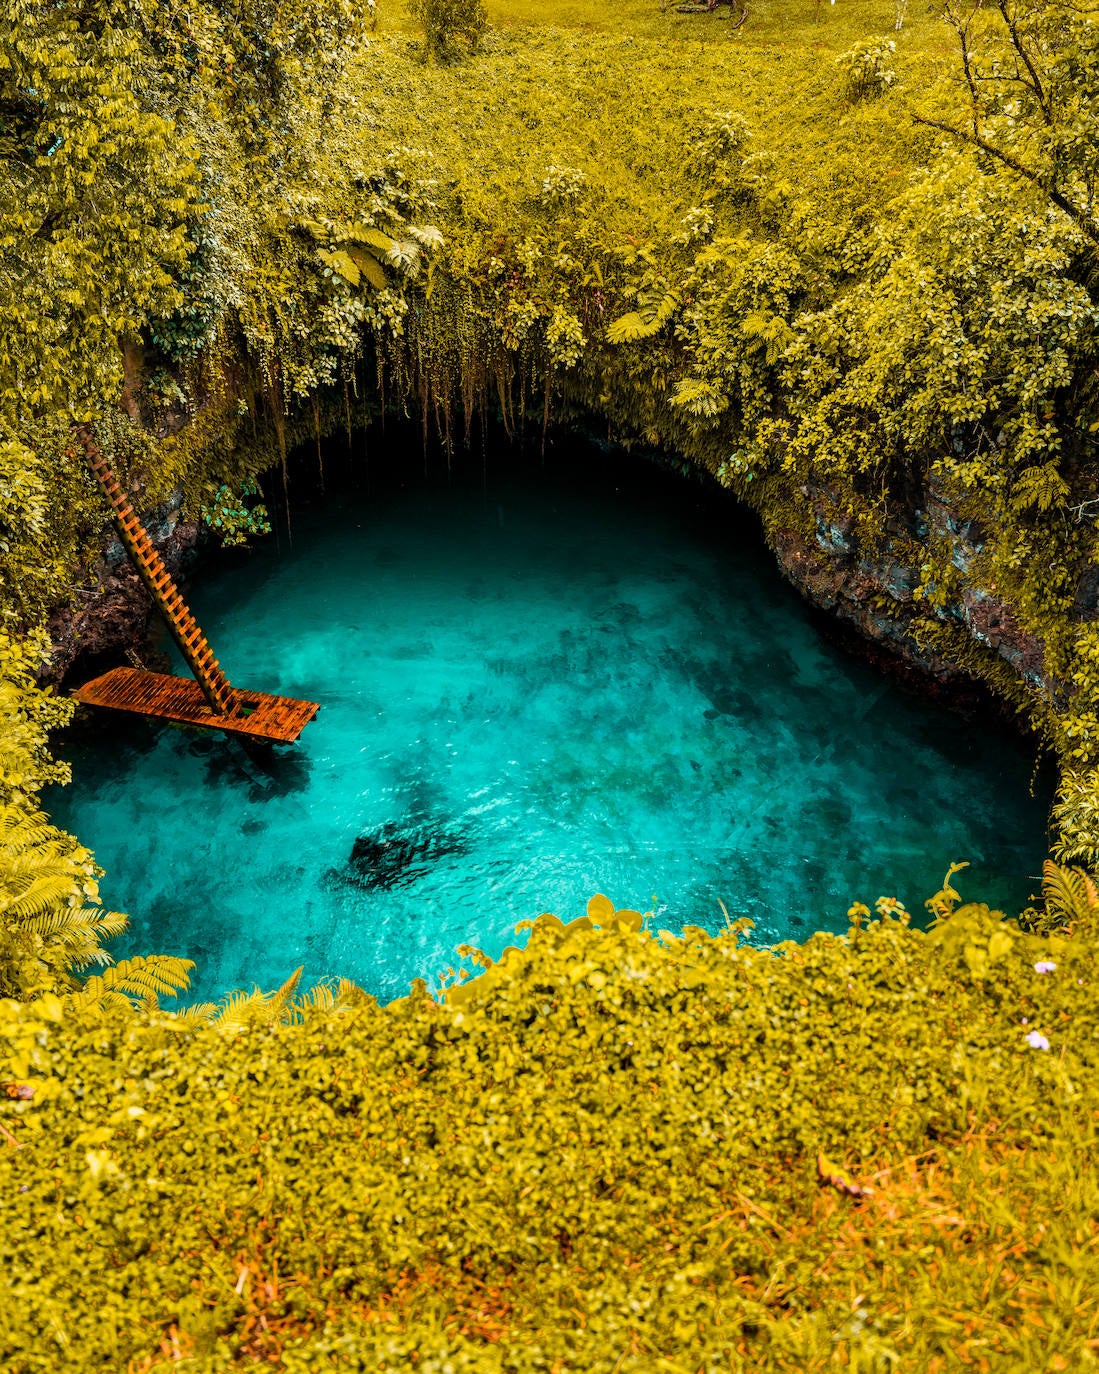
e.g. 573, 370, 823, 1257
4, 0, 1099, 1364
5, 880, 1099, 1369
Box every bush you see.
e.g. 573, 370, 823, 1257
407, 0, 486, 62
836, 37, 897, 101
4, 888, 1099, 1369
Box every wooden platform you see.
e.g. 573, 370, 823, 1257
72, 668, 319, 744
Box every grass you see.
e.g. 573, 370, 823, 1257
383, 0, 956, 54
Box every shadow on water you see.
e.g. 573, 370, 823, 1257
183, 734, 314, 802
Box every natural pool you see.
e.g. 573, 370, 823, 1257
47, 438, 1051, 1006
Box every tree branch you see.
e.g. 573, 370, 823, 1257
997, 0, 1053, 122
912, 113, 1099, 245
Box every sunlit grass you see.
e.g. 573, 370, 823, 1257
381, 0, 954, 52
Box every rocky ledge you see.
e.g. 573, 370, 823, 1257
40, 490, 202, 689
769, 478, 1061, 725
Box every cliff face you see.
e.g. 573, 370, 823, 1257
42, 491, 201, 687
769, 477, 1057, 718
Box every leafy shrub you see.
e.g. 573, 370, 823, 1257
0, 803, 127, 1000
199, 482, 272, 547
538, 165, 588, 207
685, 109, 752, 185
836, 38, 897, 101
407, 0, 487, 62
3, 883, 1099, 1369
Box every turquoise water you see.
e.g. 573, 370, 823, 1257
46, 442, 1050, 1005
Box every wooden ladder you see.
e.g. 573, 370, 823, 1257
74, 426, 240, 719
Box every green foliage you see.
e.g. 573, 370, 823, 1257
0, 1, 199, 425
5, 11, 1099, 1360
1020, 858, 1099, 937
408, 0, 487, 62
0, 631, 74, 803
3, 881, 1099, 1369
0, 439, 68, 627
0, 802, 126, 1000
5, 0, 1099, 989
916, 0, 1099, 249
199, 482, 272, 547
1010, 461, 1071, 515
836, 36, 897, 101
67, 955, 196, 1015
607, 286, 680, 344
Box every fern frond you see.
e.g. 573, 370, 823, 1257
1042, 859, 1099, 923
0, 817, 58, 852
299, 980, 338, 1015
607, 289, 680, 345
1011, 463, 1070, 514
20, 907, 120, 939
345, 224, 399, 253
741, 310, 795, 364
346, 245, 389, 289
407, 224, 444, 251
337, 977, 372, 1007
92, 910, 129, 938
265, 966, 304, 1021
167, 1003, 218, 1030
209, 985, 283, 1033
2, 873, 84, 920
70, 955, 194, 1012
317, 248, 361, 286
283, 975, 372, 1024
670, 376, 728, 419
386, 240, 422, 278
212, 986, 268, 1019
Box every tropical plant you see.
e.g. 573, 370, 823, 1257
66, 955, 197, 1015
4, 885, 1099, 1369
916, 0, 1099, 250
407, 0, 487, 62
0, 803, 126, 1000
199, 482, 272, 547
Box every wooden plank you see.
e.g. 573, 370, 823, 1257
72, 668, 319, 744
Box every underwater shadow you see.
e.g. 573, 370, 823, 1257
324, 816, 471, 894
186, 733, 314, 802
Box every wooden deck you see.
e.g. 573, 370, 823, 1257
72, 668, 319, 744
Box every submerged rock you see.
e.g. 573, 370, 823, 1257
335, 820, 470, 893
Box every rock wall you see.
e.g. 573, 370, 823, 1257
768, 477, 1058, 722
41, 491, 202, 688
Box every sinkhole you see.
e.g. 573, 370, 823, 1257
47, 429, 1052, 1005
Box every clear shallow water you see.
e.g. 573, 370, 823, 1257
46, 444, 1050, 1005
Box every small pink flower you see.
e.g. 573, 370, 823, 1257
1034, 961, 1056, 974
1026, 1031, 1050, 1051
